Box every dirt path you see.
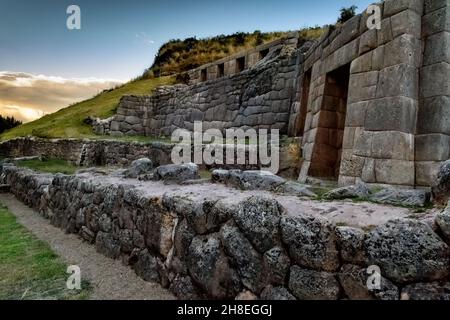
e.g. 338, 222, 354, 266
0, 193, 175, 300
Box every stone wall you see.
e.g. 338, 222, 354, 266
96, 41, 313, 137
2, 164, 450, 300
0, 137, 302, 178
416, 0, 450, 186
0, 137, 174, 167
187, 34, 300, 85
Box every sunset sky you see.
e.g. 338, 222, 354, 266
0, 0, 373, 122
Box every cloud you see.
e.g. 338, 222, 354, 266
135, 32, 155, 45
0, 71, 124, 122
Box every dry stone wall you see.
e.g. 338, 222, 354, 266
99, 42, 312, 137
2, 164, 450, 300
0, 137, 174, 167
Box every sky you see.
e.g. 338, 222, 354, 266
0, 0, 374, 122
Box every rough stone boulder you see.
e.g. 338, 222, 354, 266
262, 247, 291, 286
132, 249, 162, 283
212, 169, 285, 191
323, 183, 369, 200
369, 188, 431, 207
239, 171, 286, 191
281, 215, 339, 272
154, 163, 200, 182
123, 158, 153, 179
365, 219, 450, 283
212, 169, 316, 196
260, 286, 296, 300
338, 264, 399, 300
335, 226, 366, 265
432, 160, 450, 205
187, 234, 240, 299
233, 196, 283, 253
220, 223, 264, 293
288, 265, 340, 300
436, 202, 450, 241
95, 231, 121, 259
275, 181, 317, 197
402, 282, 450, 301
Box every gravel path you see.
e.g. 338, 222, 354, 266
0, 193, 175, 300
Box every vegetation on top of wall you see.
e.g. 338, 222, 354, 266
142, 27, 325, 79
0, 76, 175, 141
337, 5, 358, 23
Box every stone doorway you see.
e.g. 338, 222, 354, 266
310, 63, 350, 179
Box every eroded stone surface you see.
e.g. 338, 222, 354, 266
365, 219, 450, 283
281, 215, 339, 272
288, 266, 340, 300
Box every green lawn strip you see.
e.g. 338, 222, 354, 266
16, 158, 78, 175
0, 204, 90, 300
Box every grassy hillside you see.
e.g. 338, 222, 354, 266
0, 76, 175, 141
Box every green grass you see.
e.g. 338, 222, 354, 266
0, 76, 175, 141
0, 204, 90, 300
16, 158, 78, 175
199, 169, 212, 180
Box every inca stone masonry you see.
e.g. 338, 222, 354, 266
93, 0, 450, 188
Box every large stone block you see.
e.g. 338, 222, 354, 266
371, 131, 414, 160
353, 128, 372, 157
365, 97, 417, 134
365, 219, 450, 283
415, 161, 441, 186
339, 153, 365, 177
350, 51, 373, 74
361, 158, 376, 183
384, 0, 424, 17
378, 18, 394, 45
348, 71, 378, 104
376, 64, 419, 100
390, 9, 422, 38
383, 34, 421, 68
340, 15, 361, 45
342, 127, 356, 149
336, 227, 366, 265
338, 264, 399, 300
424, 0, 450, 13
415, 134, 450, 161
288, 266, 340, 300
423, 31, 450, 65
422, 6, 450, 37
346, 102, 367, 127
187, 234, 240, 299
417, 96, 450, 135
374, 159, 415, 185
371, 45, 385, 70
420, 62, 450, 98
359, 29, 378, 55
280, 215, 339, 272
